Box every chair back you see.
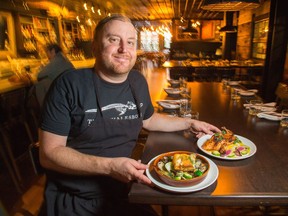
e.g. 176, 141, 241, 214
275, 82, 288, 109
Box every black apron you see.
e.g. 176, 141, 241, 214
43, 72, 153, 216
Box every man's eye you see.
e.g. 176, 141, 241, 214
128, 41, 135, 46
109, 37, 120, 43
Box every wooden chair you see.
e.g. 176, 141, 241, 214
275, 82, 288, 109
29, 142, 44, 175
0, 88, 35, 193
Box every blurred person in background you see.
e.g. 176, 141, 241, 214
35, 43, 74, 108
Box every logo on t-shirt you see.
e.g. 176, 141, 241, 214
102, 101, 136, 116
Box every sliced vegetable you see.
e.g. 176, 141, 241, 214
183, 173, 193, 179
212, 150, 221, 156
164, 161, 173, 173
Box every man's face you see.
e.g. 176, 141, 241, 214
46, 49, 56, 61
94, 20, 137, 77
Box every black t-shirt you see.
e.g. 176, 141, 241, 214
40, 68, 154, 140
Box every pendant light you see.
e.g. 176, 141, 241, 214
219, 11, 237, 33
182, 20, 198, 34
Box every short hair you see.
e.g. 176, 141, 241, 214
46, 43, 62, 53
93, 14, 134, 41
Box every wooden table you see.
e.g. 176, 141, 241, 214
128, 82, 288, 214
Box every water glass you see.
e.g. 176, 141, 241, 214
230, 88, 240, 100
249, 99, 263, 115
179, 99, 192, 118
280, 109, 288, 127
179, 76, 188, 90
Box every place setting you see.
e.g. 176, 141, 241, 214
243, 100, 285, 121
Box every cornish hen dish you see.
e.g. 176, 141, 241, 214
201, 127, 250, 157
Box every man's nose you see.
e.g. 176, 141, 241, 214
118, 41, 128, 52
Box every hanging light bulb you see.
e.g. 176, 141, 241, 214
83, 2, 88, 10
76, 15, 80, 23
98, 9, 102, 15
91, 4, 95, 13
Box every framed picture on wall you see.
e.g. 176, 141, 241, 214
201, 21, 215, 40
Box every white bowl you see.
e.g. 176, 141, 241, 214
164, 88, 182, 95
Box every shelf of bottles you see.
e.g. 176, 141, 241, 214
19, 15, 57, 53
62, 21, 93, 59
62, 21, 79, 53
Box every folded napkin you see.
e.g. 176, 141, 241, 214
243, 102, 276, 108
258, 106, 277, 112
257, 112, 282, 121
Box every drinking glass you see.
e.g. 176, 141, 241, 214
249, 99, 263, 115
179, 99, 192, 118
230, 87, 240, 100
179, 76, 188, 89
280, 109, 288, 127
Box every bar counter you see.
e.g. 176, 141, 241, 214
0, 58, 95, 94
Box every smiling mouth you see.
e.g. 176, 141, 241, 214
114, 55, 130, 62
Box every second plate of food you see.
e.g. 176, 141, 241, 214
197, 128, 257, 160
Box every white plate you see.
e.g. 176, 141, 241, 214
167, 79, 180, 85
145, 154, 219, 193
164, 88, 182, 95
157, 101, 180, 110
197, 135, 257, 160
239, 91, 255, 96
228, 81, 240, 86
257, 112, 282, 121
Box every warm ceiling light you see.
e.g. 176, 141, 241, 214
83, 2, 88, 10
202, 0, 261, 11
91, 4, 95, 13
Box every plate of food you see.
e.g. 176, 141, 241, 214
145, 151, 218, 193
164, 88, 182, 96
197, 127, 257, 160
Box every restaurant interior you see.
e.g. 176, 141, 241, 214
0, 0, 288, 215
